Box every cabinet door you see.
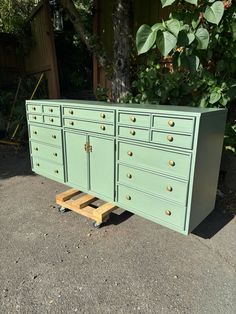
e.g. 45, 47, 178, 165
89, 135, 115, 200
65, 131, 88, 190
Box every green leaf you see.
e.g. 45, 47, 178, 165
160, 0, 176, 8
231, 21, 236, 41
184, 0, 198, 5
151, 23, 164, 32
209, 91, 221, 104
156, 31, 177, 56
204, 1, 224, 25
188, 55, 200, 72
195, 28, 209, 49
136, 25, 157, 55
178, 31, 195, 46
166, 19, 181, 37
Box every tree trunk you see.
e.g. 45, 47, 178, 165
112, 0, 133, 102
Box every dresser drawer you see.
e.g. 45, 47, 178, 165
63, 107, 114, 123
118, 112, 150, 127
153, 115, 195, 133
30, 141, 63, 164
151, 131, 193, 149
118, 164, 188, 204
27, 104, 42, 114
32, 157, 64, 181
29, 125, 62, 146
118, 142, 191, 179
43, 105, 60, 116
118, 126, 149, 141
118, 185, 186, 228
28, 114, 43, 123
64, 118, 114, 135
43, 115, 61, 126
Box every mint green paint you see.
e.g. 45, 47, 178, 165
26, 100, 227, 235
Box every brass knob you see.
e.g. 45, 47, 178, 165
52, 135, 56, 139
100, 113, 105, 119
130, 130, 136, 136
50, 118, 54, 122
100, 125, 106, 131
69, 110, 74, 115
49, 108, 53, 112
33, 116, 37, 120
32, 107, 36, 111
167, 135, 173, 142
54, 170, 59, 174
130, 116, 136, 122
33, 131, 37, 135
127, 151, 133, 156
53, 153, 57, 157
169, 160, 175, 167
36, 163, 40, 166
69, 121, 74, 126
166, 186, 173, 192
34, 147, 38, 151
126, 195, 131, 200
127, 173, 132, 179
168, 120, 175, 127
165, 210, 172, 216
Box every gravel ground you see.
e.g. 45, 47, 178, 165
0, 145, 235, 314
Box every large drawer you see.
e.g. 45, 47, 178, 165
118, 141, 191, 179
63, 107, 114, 123
29, 125, 62, 146
28, 114, 43, 124
153, 115, 195, 133
118, 164, 188, 204
32, 157, 64, 181
30, 141, 63, 164
64, 118, 114, 135
151, 131, 193, 150
118, 185, 186, 229
118, 112, 150, 127
27, 104, 42, 114
43, 105, 60, 116
118, 126, 149, 142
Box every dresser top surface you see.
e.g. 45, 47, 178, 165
26, 99, 227, 116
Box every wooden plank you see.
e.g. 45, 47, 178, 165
56, 189, 81, 202
95, 203, 118, 219
72, 194, 98, 209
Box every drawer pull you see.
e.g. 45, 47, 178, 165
127, 173, 132, 179
126, 195, 131, 200
69, 110, 74, 115
100, 125, 106, 131
100, 113, 106, 119
53, 153, 58, 157
36, 163, 40, 167
32, 107, 36, 111
127, 151, 133, 156
52, 135, 57, 139
130, 130, 136, 136
33, 131, 37, 135
166, 186, 173, 192
34, 147, 38, 151
165, 210, 172, 216
54, 170, 59, 174
50, 118, 54, 122
33, 116, 37, 120
168, 120, 175, 127
167, 135, 173, 142
49, 108, 53, 112
130, 116, 136, 122
169, 160, 175, 167
69, 121, 74, 126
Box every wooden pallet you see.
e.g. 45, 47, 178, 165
55, 188, 118, 227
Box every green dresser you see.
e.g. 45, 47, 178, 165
26, 100, 227, 235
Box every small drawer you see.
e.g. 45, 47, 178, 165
64, 119, 114, 135
28, 114, 43, 123
118, 185, 186, 229
153, 116, 195, 133
118, 142, 191, 179
32, 157, 64, 181
29, 125, 62, 146
27, 104, 42, 114
118, 126, 149, 141
63, 107, 114, 123
118, 112, 150, 127
118, 164, 188, 204
43, 105, 60, 116
151, 131, 193, 150
30, 141, 63, 164
43, 115, 61, 126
